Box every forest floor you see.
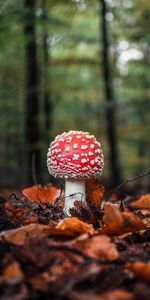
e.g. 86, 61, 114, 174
0, 180, 150, 300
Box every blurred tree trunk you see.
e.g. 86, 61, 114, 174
24, 0, 41, 185
100, 0, 121, 186
42, 0, 51, 131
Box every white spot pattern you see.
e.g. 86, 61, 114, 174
73, 143, 78, 149
73, 154, 80, 160
81, 158, 87, 163
82, 167, 89, 171
65, 146, 70, 152
90, 144, 95, 149
81, 145, 88, 150
95, 148, 100, 153
47, 130, 104, 179
66, 136, 72, 143
88, 151, 94, 156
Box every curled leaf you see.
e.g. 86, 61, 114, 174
56, 217, 94, 235
86, 179, 104, 208
0, 261, 24, 284
75, 234, 119, 260
101, 289, 133, 300
126, 261, 150, 283
101, 203, 145, 235
0, 223, 79, 246
0, 224, 54, 246
22, 184, 61, 204
69, 289, 133, 300
131, 194, 150, 208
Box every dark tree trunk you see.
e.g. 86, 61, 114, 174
100, 0, 121, 186
24, 0, 41, 185
42, 0, 52, 133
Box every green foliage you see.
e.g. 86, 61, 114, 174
0, 0, 149, 185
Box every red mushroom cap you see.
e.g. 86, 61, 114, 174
47, 131, 104, 179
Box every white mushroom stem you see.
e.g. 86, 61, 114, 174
64, 179, 86, 215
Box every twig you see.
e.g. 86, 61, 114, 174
55, 192, 85, 203
54, 192, 85, 217
103, 170, 150, 206
7, 193, 19, 201
113, 170, 150, 194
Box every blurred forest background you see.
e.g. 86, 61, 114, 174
0, 0, 149, 189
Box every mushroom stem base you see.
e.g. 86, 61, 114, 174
64, 180, 85, 215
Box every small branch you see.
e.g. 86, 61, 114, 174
103, 170, 150, 205
7, 193, 19, 201
54, 192, 85, 217
113, 170, 150, 194
54, 192, 84, 206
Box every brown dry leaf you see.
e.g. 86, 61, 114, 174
107, 193, 120, 203
131, 194, 150, 208
5, 198, 39, 225
100, 289, 133, 300
101, 203, 145, 235
56, 217, 94, 234
68, 290, 101, 300
0, 223, 78, 246
30, 273, 50, 292
86, 179, 105, 208
0, 223, 54, 245
102, 204, 123, 234
123, 211, 146, 230
75, 235, 119, 260
126, 261, 150, 283
69, 289, 133, 300
0, 261, 24, 284
22, 184, 61, 204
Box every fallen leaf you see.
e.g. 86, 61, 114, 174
5, 197, 39, 225
101, 204, 145, 235
86, 179, 105, 208
102, 204, 123, 234
67, 291, 102, 300
126, 261, 150, 283
0, 223, 81, 246
68, 289, 133, 300
107, 193, 121, 203
100, 289, 133, 300
0, 224, 56, 245
134, 282, 150, 300
131, 194, 150, 209
75, 235, 119, 260
0, 261, 24, 284
56, 217, 94, 234
22, 184, 61, 204
123, 210, 146, 231
29, 245, 103, 294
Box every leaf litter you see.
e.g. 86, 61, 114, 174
0, 181, 150, 299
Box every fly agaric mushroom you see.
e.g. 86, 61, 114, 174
47, 131, 104, 215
